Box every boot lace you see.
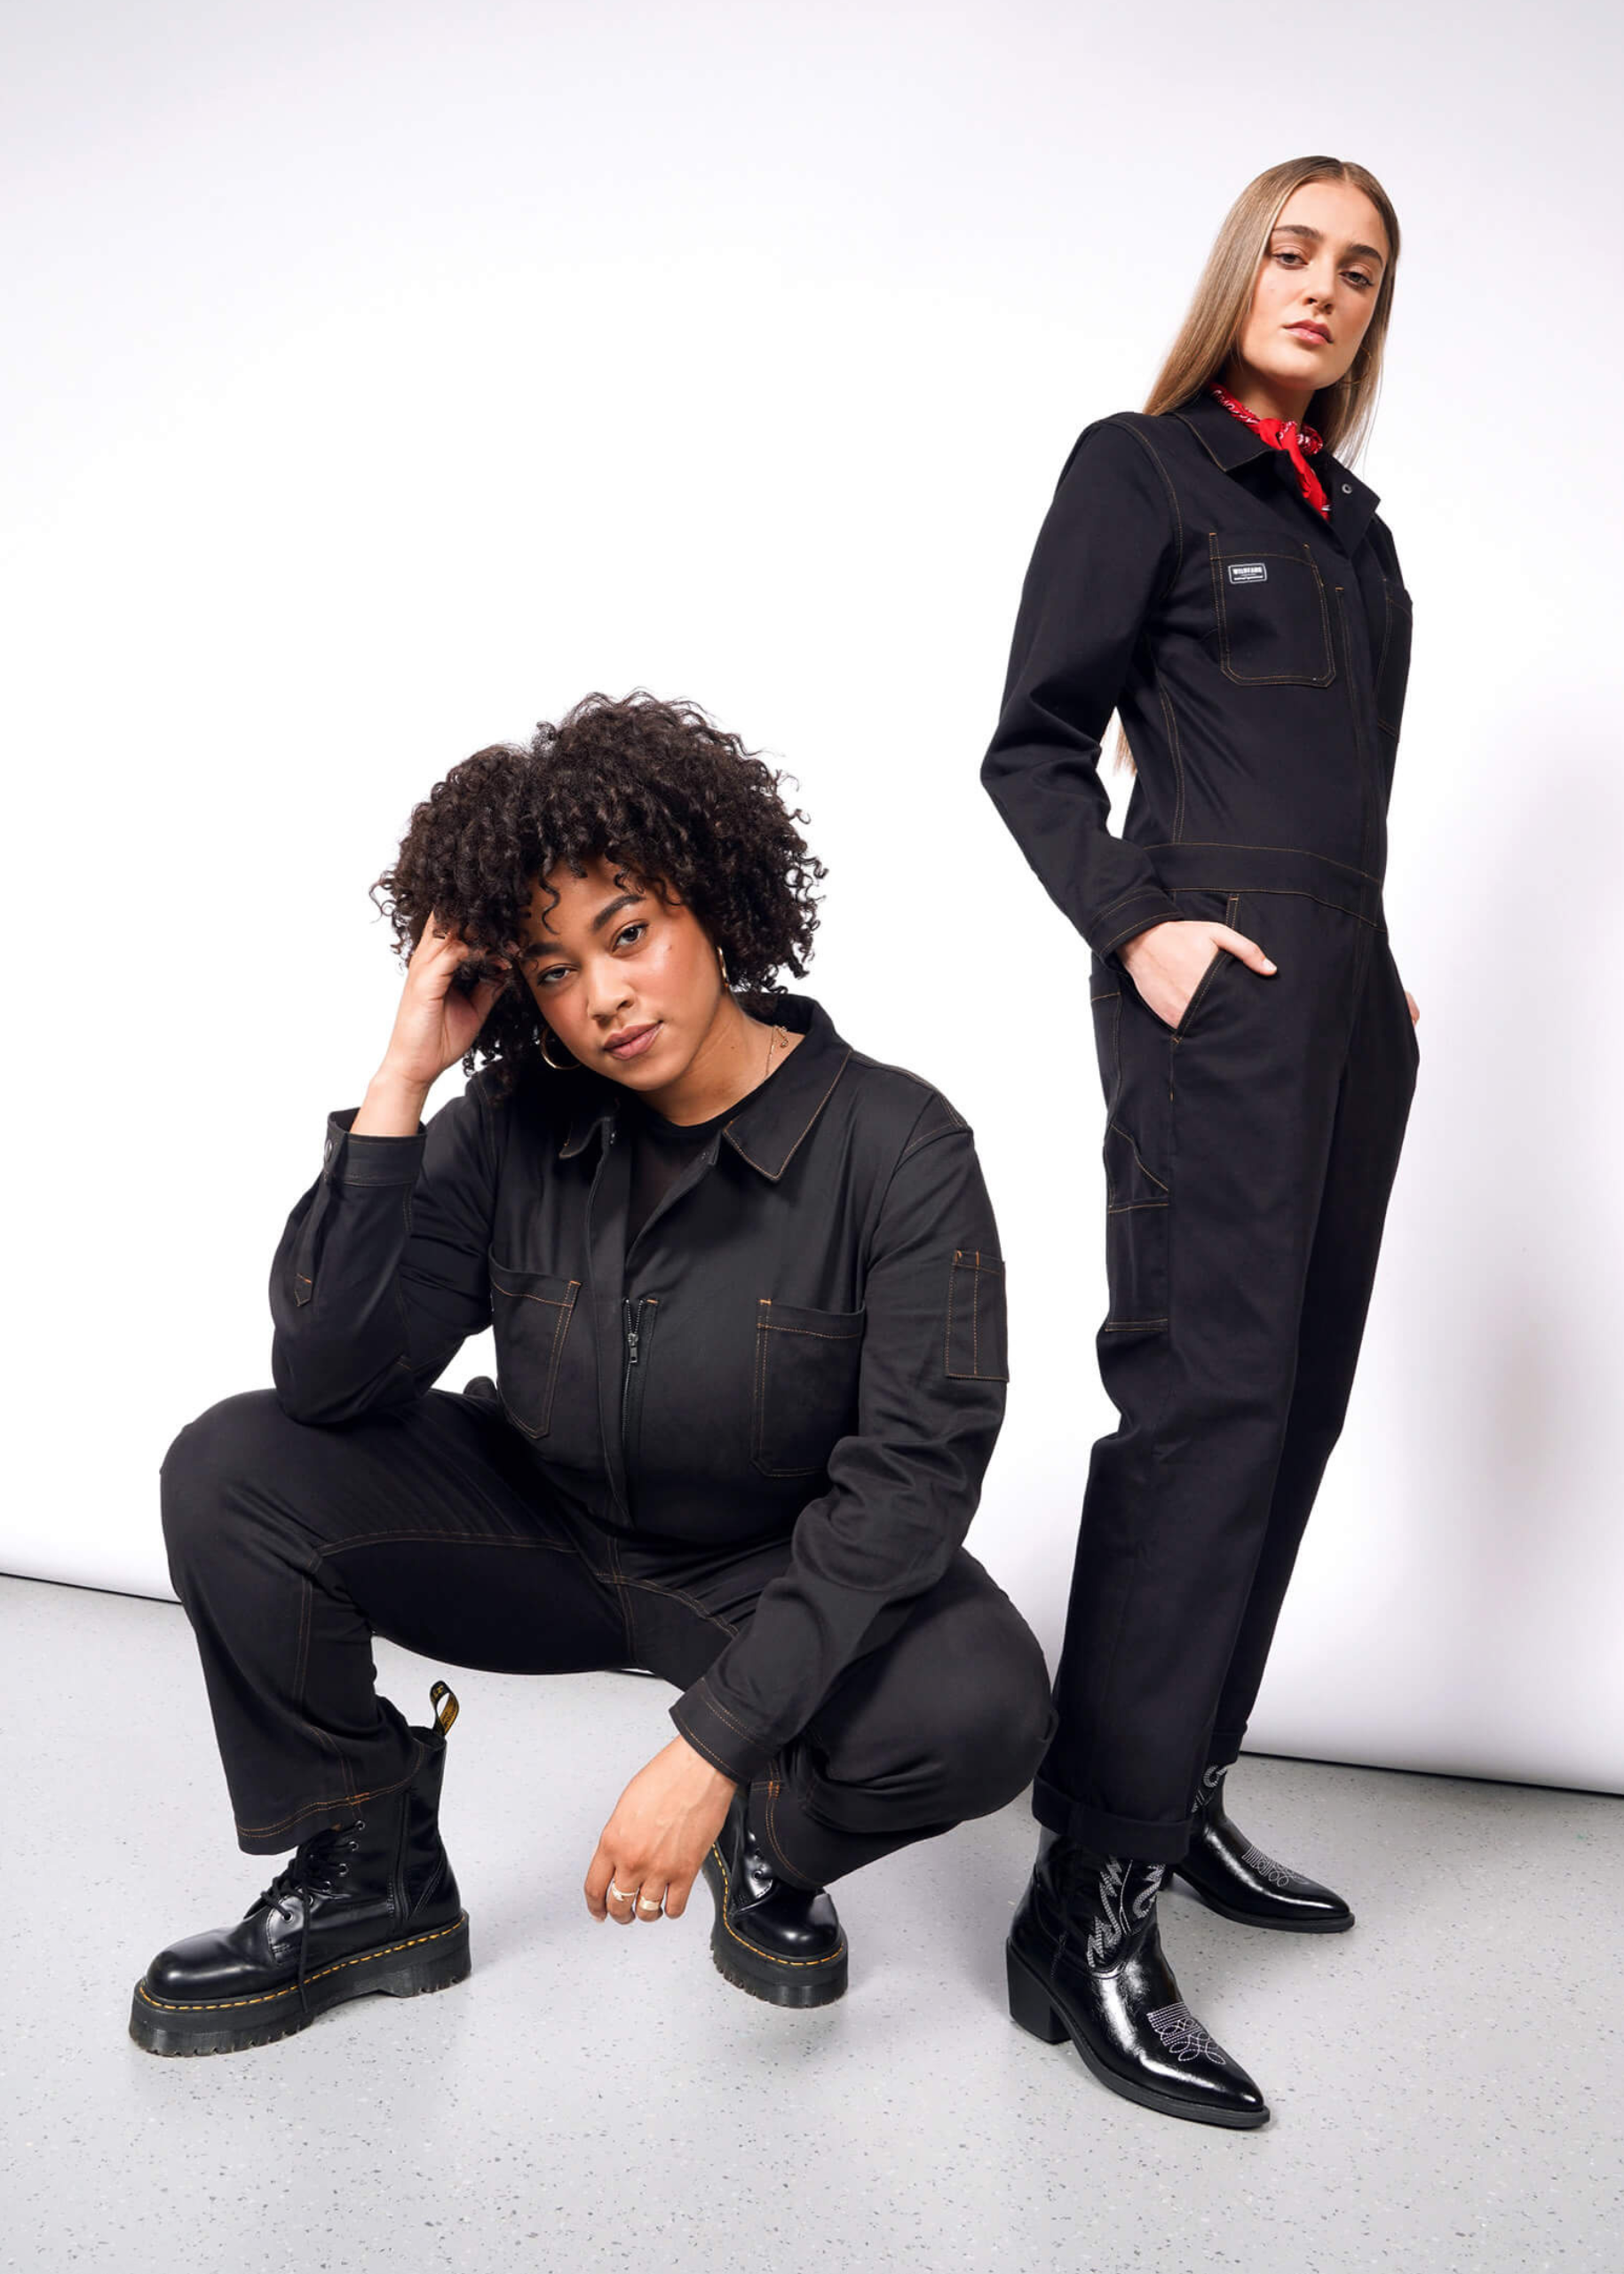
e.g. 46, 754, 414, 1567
250, 1818, 366, 2013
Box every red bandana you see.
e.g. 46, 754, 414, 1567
1208, 378, 1330, 521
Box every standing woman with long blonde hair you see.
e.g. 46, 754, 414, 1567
981, 157, 1419, 2129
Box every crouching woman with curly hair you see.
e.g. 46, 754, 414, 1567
131, 690, 1054, 2056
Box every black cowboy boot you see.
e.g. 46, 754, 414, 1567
699, 1784, 847, 2009
130, 1683, 471, 2056
1172, 1763, 1353, 1932
1006, 1829, 1268, 2128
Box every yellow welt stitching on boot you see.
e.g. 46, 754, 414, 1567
132, 1915, 469, 2013
709, 1845, 846, 1969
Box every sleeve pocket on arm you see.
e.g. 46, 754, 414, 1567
290, 1179, 335, 1308
945, 1250, 1009, 1382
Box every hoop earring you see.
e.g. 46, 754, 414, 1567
540, 1027, 574, 1072
717, 945, 730, 986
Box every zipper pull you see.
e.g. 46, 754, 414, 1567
623, 1296, 640, 1364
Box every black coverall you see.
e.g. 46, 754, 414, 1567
160, 994, 1055, 1885
981, 384, 1419, 1863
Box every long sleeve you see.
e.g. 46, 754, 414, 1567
980, 417, 1184, 960
669, 1103, 1009, 1782
269, 1082, 498, 1425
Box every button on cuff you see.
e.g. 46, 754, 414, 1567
322, 1107, 427, 1185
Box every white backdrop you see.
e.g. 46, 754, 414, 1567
5, 0, 1620, 1795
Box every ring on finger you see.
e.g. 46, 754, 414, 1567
607, 1880, 636, 1906
637, 1892, 664, 1916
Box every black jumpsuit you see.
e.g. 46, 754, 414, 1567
981, 384, 1419, 1864
159, 992, 1055, 1885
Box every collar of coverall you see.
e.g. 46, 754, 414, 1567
1168, 383, 1381, 551
557, 990, 855, 1182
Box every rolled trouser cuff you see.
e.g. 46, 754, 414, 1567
1032, 1774, 1196, 1866
233, 1754, 422, 1857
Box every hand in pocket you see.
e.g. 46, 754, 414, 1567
1119, 918, 1276, 1032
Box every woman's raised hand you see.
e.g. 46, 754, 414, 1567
1119, 917, 1276, 1032
365, 909, 513, 1113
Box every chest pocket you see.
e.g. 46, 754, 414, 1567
751, 1298, 865, 1478
488, 1251, 581, 1438
1208, 532, 1335, 687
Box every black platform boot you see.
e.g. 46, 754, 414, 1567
1171, 1763, 1353, 1933
699, 1784, 847, 2008
1006, 1829, 1268, 2128
130, 1682, 471, 2056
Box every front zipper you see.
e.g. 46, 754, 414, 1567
620, 1295, 640, 1452
619, 1294, 658, 1507
581, 1117, 635, 1524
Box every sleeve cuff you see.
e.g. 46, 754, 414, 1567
323, 1106, 427, 1187
668, 1677, 773, 1784
1087, 885, 1183, 963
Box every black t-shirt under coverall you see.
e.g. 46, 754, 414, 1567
158, 993, 1055, 1887
981, 384, 1420, 1863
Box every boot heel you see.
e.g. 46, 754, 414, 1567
1005, 1942, 1066, 2044
373, 1915, 471, 1999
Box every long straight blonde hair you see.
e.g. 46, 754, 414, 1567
1113, 155, 1401, 773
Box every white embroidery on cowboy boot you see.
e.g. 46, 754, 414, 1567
1147, 2001, 1229, 2067
1085, 1858, 1165, 1968
1240, 1842, 1298, 1889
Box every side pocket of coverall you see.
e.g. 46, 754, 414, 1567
1101, 1120, 1169, 1337
1089, 955, 1123, 1113
1116, 889, 1239, 1049
1092, 948, 1169, 1338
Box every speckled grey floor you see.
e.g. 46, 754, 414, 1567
2, 1574, 1619, 2273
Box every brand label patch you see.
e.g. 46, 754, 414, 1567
1228, 561, 1268, 584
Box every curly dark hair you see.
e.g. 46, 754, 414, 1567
369, 690, 827, 1100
